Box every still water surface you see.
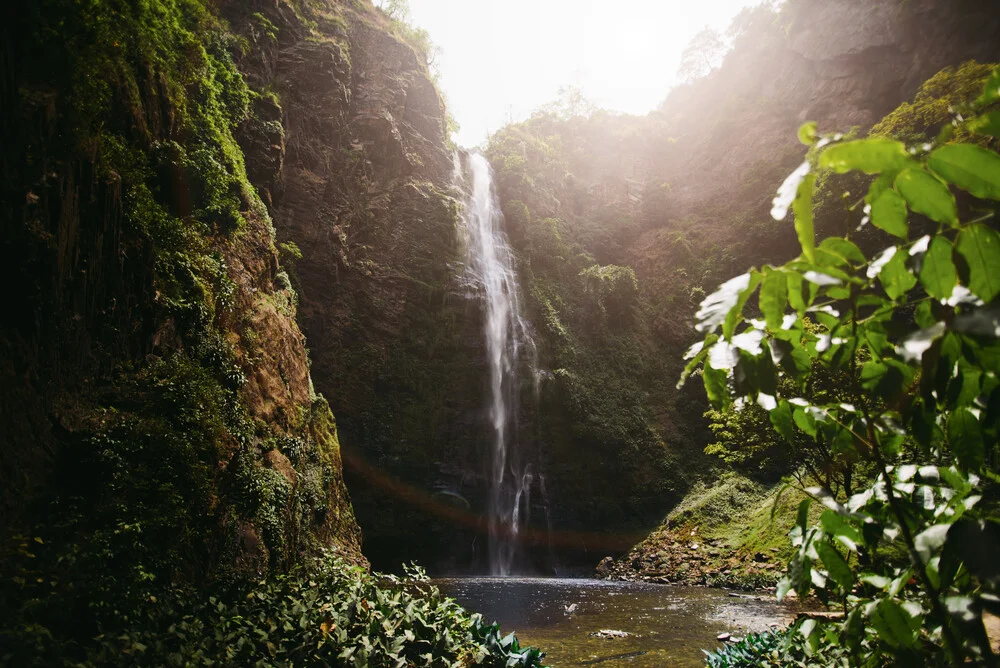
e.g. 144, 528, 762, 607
437, 578, 806, 667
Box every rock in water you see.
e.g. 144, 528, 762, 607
589, 629, 632, 639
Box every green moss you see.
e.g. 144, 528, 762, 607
870, 61, 997, 142
0, 0, 367, 652
579, 264, 639, 322
229, 447, 292, 556
634, 473, 815, 588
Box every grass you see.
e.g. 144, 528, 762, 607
629, 472, 822, 590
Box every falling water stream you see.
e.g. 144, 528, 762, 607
455, 152, 539, 576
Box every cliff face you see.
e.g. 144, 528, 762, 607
485, 0, 1000, 567
221, 0, 497, 571
643, 0, 1000, 280
229, 0, 1000, 572
0, 0, 363, 603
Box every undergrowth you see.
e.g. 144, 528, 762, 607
1, 550, 545, 667
704, 628, 851, 668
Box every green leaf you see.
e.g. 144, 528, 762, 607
788, 552, 813, 599
819, 237, 865, 265
793, 406, 817, 438
787, 272, 807, 313
798, 121, 818, 145
776, 576, 793, 602
759, 269, 788, 330
770, 338, 812, 379
948, 519, 1000, 587
955, 224, 1000, 303
976, 66, 1000, 106
796, 498, 811, 532
948, 408, 984, 471
928, 144, 1000, 201
703, 364, 730, 410
770, 400, 796, 442
895, 169, 958, 226
820, 510, 863, 552
878, 249, 917, 301
914, 300, 936, 328
860, 573, 891, 590
813, 247, 850, 270
914, 525, 950, 563
918, 236, 958, 301
794, 174, 816, 262
861, 360, 912, 401
949, 364, 981, 407
696, 273, 754, 334
723, 271, 761, 339
869, 189, 908, 238
865, 172, 895, 205
677, 335, 715, 389
862, 321, 891, 357
820, 138, 911, 174
816, 542, 855, 589
871, 599, 917, 648
969, 110, 1000, 139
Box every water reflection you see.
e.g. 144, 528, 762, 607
437, 578, 808, 667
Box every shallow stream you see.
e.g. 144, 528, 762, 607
437, 578, 807, 667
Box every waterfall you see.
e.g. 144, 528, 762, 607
454, 152, 539, 576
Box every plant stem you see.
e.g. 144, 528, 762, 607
862, 404, 965, 666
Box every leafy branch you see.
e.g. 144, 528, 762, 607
688, 66, 1000, 665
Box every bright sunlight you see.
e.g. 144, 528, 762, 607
406, 0, 766, 145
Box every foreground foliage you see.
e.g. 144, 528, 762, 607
1, 551, 545, 667
692, 68, 1000, 665
704, 629, 855, 668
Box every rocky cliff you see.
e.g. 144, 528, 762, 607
0, 0, 364, 616
486, 0, 1000, 569
218, 0, 500, 572
641, 0, 1000, 282
241, 0, 1000, 573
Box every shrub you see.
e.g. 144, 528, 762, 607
684, 67, 1000, 665
1, 551, 546, 667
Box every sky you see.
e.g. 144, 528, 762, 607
403, 0, 763, 147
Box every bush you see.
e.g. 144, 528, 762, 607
684, 67, 1000, 665
1, 551, 546, 667
704, 628, 851, 667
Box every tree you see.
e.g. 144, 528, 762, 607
374, 0, 409, 22
726, 2, 781, 52
677, 27, 726, 83
541, 85, 597, 120
579, 264, 639, 323
684, 66, 1000, 664
704, 368, 872, 493
373, 0, 439, 71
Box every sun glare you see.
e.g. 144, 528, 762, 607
406, 0, 764, 146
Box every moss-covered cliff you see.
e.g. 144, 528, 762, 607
218, 0, 509, 572
0, 0, 365, 647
